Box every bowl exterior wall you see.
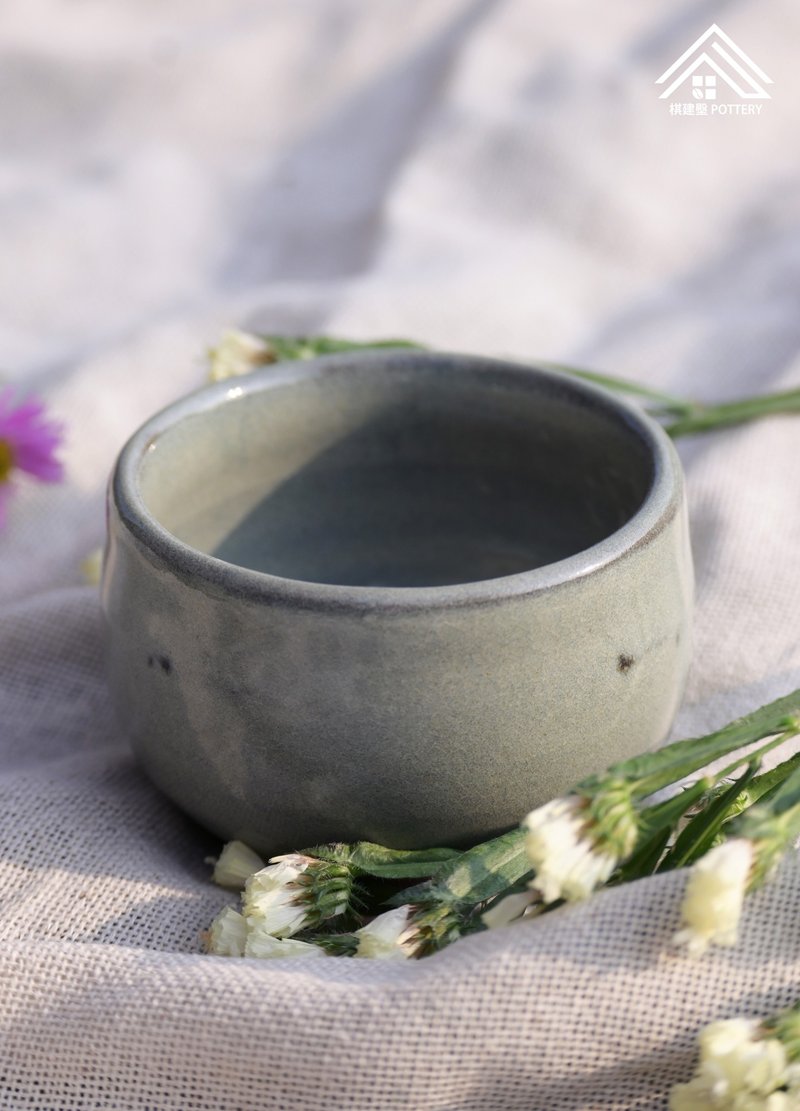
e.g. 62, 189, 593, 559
103, 487, 693, 854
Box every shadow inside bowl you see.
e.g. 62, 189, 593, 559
138, 367, 654, 589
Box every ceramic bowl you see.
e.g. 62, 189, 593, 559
103, 351, 693, 853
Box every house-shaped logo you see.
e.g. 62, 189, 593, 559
656, 24, 773, 100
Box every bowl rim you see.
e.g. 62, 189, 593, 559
110, 349, 684, 612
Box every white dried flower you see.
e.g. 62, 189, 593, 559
523, 788, 636, 903
243, 854, 314, 938
354, 907, 416, 960
481, 891, 537, 930
700, 1018, 762, 1058
670, 1018, 791, 1110
206, 906, 247, 957
209, 840, 266, 890
208, 329, 271, 382
674, 838, 754, 957
244, 922, 325, 960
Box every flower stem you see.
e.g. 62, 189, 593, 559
657, 763, 760, 872
742, 749, 800, 808
640, 749, 800, 879
257, 334, 423, 363
664, 388, 800, 438
243, 334, 800, 440
579, 692, 800, 800
712, 727, 799, 783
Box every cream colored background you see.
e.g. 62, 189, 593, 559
1, 2, 800, 1107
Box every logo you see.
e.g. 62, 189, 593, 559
656, 24, 772, 116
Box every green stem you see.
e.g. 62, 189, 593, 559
251, 335, 800, 439
741, 750, 800, 809
753, 753, 800, 817
657, 763, 760, 872
579, 691, 800, 799
250, 335, 800, 439
259, 335, 424, 361
635, 779, 712, 839
613, 825, 673, 883
622, 738, 795, 875
713, 729, 797, 782
664, 388, 800, 438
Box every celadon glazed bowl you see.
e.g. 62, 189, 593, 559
103, 351, 693, 853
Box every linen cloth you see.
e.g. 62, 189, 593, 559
2, 1, 800, 1107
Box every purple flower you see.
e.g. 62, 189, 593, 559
0, 387, 64, 528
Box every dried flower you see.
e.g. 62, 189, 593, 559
208, 330, 273, 382
244, 923, 326, 960
209, 840, 266, 890
243, 855, 315, 938
201, 845, 355, 958
243, 853, 352, 938
0, 387, 63, 527
523, 782, 638, 903
670, 1018, 793, 1110
354, 907, 416, 960
206, 906, 247, 957
674, 838, 754, 957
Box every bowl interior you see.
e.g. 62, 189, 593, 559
136, 360, 655, 588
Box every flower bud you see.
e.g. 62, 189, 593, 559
206, 906, 247, 957
673, 838, 753, 957
210, 840, 266, 890
243, 855, 314, 938
670, 1017, 790, 1109
245, 922, 325, 960
523, 783, 637, 903
354, 907, 416, 960
208, 330, 272, 382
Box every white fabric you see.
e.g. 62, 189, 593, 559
1, 2, 799, 1107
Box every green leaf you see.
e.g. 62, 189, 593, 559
658, 763, 760, 872
306, 932, 359, 957
579, 690, 800, 798
635, 779, 712, 839
613, 826, 672, 883
302, 840, 461, 880
387, 829, 530, 908
754, 758, 800, 818
742, 751, 800, 810
346, 842, 462, 880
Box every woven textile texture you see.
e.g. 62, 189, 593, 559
2, 2, 800, 1108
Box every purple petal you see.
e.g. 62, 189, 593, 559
0, 388, 64, 484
